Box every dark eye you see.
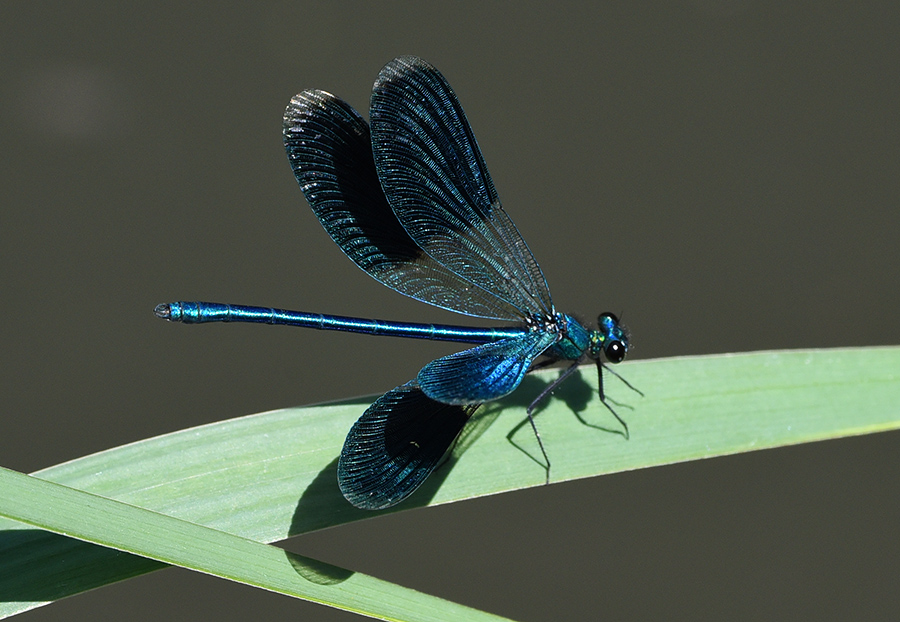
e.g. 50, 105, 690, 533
598, 312, 619, 325
605, 340, 625, 363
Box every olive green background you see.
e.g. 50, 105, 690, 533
2, 2, 898, 620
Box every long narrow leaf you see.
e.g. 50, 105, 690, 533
0, 347, 897, 617
0, 466, 513, 621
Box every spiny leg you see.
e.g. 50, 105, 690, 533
524, 361, 584, 484
597, 360, 642, 439
602, 362, 645, 398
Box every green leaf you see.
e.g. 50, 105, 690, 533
0, 347, 897, 619
0, 466, 513, 622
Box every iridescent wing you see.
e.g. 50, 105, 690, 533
284, 89, 526, 320
338, 383, 478, 510
416, 330, 557, 404
370, 56, 554, 319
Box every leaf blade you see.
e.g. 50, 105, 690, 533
0, 467, 513, 621
0, 347, 897, 617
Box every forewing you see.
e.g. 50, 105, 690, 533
370, 56, 553, 318
417, 330, 557, 404
338, 383, 478, 510
283, 90, 523, 320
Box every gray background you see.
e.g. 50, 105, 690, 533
2, 2, 898, 620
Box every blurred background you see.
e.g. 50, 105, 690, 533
2, 2, 898, 620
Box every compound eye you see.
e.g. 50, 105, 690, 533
598, 312, 619, 325
605, 340, 625, 363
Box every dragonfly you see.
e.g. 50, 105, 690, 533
155, 56, 634, 510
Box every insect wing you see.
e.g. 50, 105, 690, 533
370, 56, 554, 319
417, 329, 557, 404
283, 90, 519, 320
338, 383, 478, 510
